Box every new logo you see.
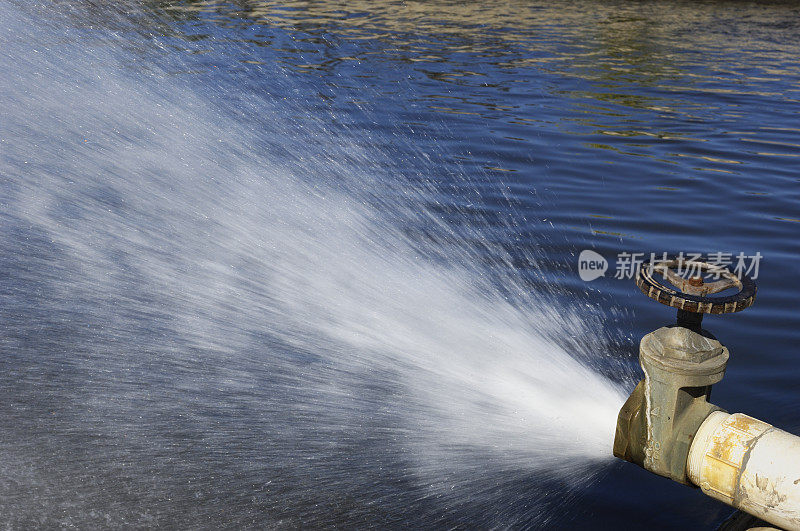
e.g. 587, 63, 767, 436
578, 250, 608, 282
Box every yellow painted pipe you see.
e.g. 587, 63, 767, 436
687, 412, 800, 531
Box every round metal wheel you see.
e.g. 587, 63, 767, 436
636, 256, 756, 314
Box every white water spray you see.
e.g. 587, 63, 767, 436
0, 2, 627, 527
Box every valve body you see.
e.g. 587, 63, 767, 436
613, 326, 726, 484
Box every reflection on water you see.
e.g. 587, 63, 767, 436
158, 0, 800, 162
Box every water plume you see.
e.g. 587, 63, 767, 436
0, 2, 627, 526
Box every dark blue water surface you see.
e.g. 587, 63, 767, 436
2, 0, 800, 529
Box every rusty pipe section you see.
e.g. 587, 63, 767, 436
688, 412, 800, 531
614, 326, 800, 530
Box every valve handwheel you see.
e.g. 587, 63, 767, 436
636, 256, 756, 319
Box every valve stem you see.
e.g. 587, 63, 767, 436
676, 309, 704, 334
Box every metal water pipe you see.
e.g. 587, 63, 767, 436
614, 256, 800, 530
